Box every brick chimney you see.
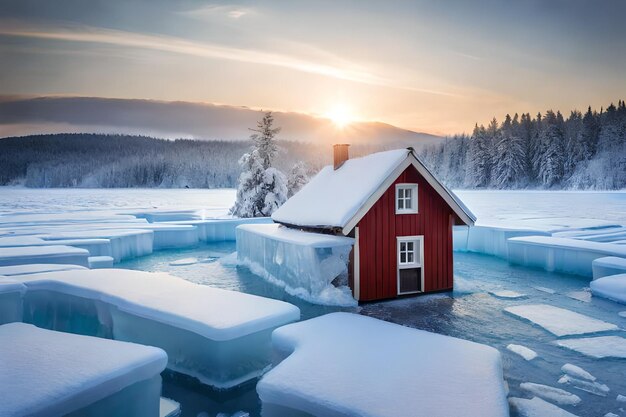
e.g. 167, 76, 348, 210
333, 144, 350, 170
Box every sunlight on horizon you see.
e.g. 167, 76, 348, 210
325, 103, 357, 129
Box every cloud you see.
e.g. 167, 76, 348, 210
179, 4, 251, 20
0, 20, 459, 97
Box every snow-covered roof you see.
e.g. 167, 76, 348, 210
0, 322, 167, 417
257, 312, 509, 417
272, 148, 475, 233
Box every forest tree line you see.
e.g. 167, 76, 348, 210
0, 133, 332, 188
1, 100, 625, 190
419, 100, 626, 189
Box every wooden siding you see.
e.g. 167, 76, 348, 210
356, 166, 455, 301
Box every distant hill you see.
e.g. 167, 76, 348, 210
0, 96, 442, 148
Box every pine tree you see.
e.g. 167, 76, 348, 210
536, 110, 565, 187
231, 112, 288, 217
465, 124, 492, 187
493, 132, 526, 188
287, 161, 309, 197
249, 111, 281, 169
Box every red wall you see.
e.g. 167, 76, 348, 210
356, 166, 455, 301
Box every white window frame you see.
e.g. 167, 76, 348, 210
397, 235, 424, 295
395, 184, 418, 214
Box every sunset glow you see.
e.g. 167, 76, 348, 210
325, 103, 356, 128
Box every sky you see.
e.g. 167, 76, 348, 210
0, 0, 625, 136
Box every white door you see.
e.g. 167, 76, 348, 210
397, 236, 424, 295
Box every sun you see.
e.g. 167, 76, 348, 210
325, 103, 355, 129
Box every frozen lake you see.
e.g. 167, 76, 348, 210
1, 187, 626, 417
122, 243, 626, 417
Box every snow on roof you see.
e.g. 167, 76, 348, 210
273, 149, 408, 229
257, 312, 508, 417
272, 148, 475, 231
237, 223, 354, 248
0, 322, 167, 417
12, 269, 300, 341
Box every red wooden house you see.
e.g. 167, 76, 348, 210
272, 145, 475, 302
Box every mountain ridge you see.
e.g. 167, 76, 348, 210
0, 96, 442, 148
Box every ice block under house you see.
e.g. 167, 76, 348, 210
271, 145, 476, 302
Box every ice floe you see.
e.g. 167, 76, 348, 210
507, 344, 538, 360
88, 255, 114, 269
519, 382, 581, 406
566, 289, 592, 303
237, 223, 356, 306
508, 396, 579, 417
0, 322, 167, 417
508, 236, 626, 277
12, 268, 300, 388
504, 304, 618, 336
533, 286, 556, 294
0, 263, 86, 276
561, 364, 596, 382
257, 312, 508, 417
0, 279, 26, 324
558, 375, 610, 397
160, 398, 180, 417
593, 257, 626, 280
489, 290, 526, 299
0, 245, 90, 267
169, 257, 200, 266
591, 274, 626, 304
553, 336, 626, 359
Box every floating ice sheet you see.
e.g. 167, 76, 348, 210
257, 312, 508, 417
507, 344, 537, 361
0, 245, 90, 267
508, 236, 626, 277
169, 257, 199, 266
489, 290, 526, 299
558, 375, 609, 397
593, 257, 626, 280
553, 336, 626, 359
590, 274, 626, 304
0, 263, 86, 276
504, 304, 618, 336
508, 396, 579, 417
561, 364, 596, 382
0, 322, 167, 417
519, 382, 581, 406
237, 224, 356, 306
13, 268, 300, 388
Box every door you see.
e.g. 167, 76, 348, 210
397, 236, 424, 295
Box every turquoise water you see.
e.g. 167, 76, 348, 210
121, 244, 626, 417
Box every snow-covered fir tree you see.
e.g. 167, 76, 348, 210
465, 124, 492, 187
418, 99, 625, 190
492, 115, 526, 188
536, 111, 565, 187
231, 112, 288, 217
287, 161, 309, 197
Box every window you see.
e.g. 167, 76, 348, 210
399, 241, 415, 265
395, 184, 418, 214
